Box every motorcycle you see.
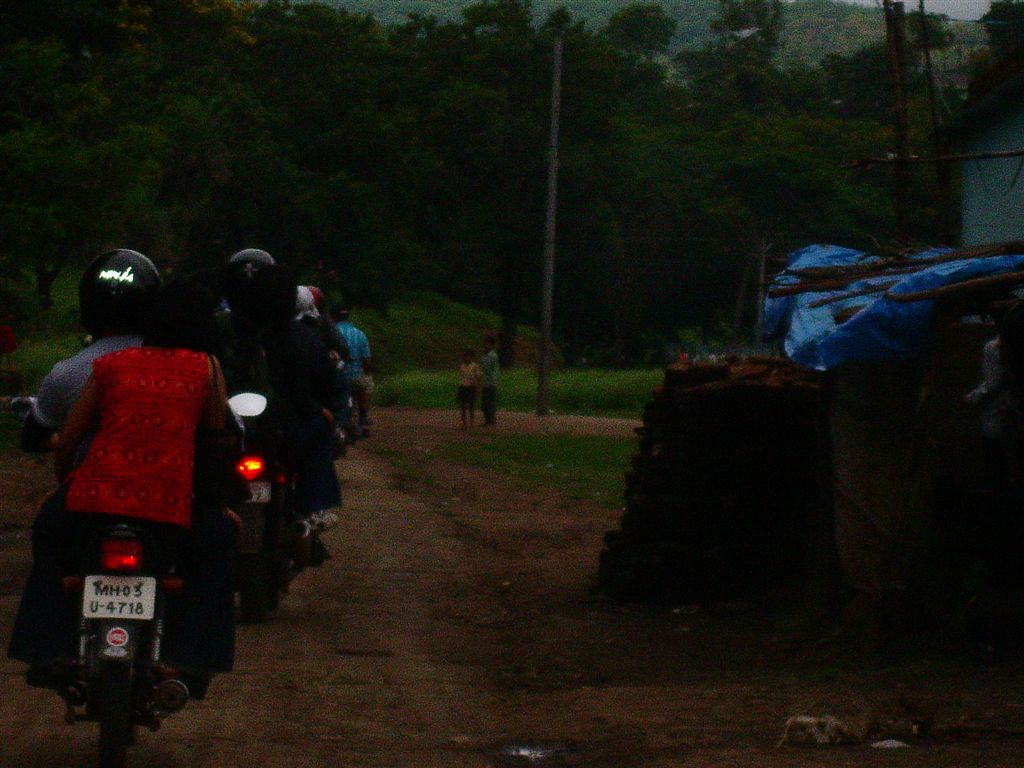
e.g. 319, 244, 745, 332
5, 399, 220, 768
60, 520, 193, 768
228, 392, 329, 623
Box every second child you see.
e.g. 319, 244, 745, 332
479, 333, 500, 426
457, 349, 482, 429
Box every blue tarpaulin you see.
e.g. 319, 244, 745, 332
764, 244, 1024, 370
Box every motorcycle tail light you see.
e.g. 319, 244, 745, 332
101, 539, 143, 573
236, 455, 264, 481
160, 576, 183, 594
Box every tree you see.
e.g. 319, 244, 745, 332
906, 8, 955, 55
709, 0, 783, 63
603, 3, 676, 57
678, 0, 785, 116
0, 0, 944, 357
982, 0, 1024, 59
822, 44, 891, 122
0, 38, 162, 306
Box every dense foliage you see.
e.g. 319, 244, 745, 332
0, 0, 978, 362
982, 0, 1024, 58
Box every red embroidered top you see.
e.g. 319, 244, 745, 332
66, 348, 211, 528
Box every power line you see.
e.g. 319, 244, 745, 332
845, 147, 1024, 169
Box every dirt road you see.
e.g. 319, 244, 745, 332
3, 408, 1024, 767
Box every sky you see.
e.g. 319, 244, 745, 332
842, 0, 991, 21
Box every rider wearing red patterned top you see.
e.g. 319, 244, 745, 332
10, 278, 237, 689
56, 282, 228, 529
62, 348, 214, 527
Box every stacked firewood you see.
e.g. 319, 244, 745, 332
598, 358, 829, 604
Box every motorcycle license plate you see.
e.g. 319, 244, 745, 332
82, 576, 157, 620
248, 481, 271, 503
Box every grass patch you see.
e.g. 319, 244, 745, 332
351, 291, 542, 373
2, 273, 84, 461
442, 433, 634, 508
376, 368, 661, 418
9, 270, 83, 392
13, 335, 82, 391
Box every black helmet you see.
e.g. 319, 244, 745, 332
228, 248, 275, 278
79, 249, 162, 337
224, 248, 276, 313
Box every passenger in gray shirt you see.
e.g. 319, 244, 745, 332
11, 254, 238, 694
25, 334, 141, 435
20, 250, 159, 452
9, 250, 162, 675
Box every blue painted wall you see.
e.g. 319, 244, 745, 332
962, 102, 1024, 245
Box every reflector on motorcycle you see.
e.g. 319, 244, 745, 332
160, 575, 184, 594
236, 456, 265, 481
101, 538, 143, 572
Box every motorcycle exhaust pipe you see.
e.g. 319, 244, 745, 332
154, 679, 189, 713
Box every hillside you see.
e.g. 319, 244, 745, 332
8, 280, 542, 391
348, 292, 544, 373
319, 0, 985, 62
781, 0, 883, 62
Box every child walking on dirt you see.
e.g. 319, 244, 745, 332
457, 349, 483, 429
480, 333, 499, 426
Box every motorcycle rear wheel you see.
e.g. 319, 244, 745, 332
97, 660, 133, 768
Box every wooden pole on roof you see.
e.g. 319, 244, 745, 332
883, 0, 911, 235
734, 251, 755, 334
754, 238, 770, 342
917, 0, 955, 243
844, 147, 1024, 169
887, 270, 1024, 302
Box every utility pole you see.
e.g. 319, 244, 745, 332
883, 0, 911, 235
733, 253, 755, 336
917, 0, 942, 162
754, 238, 770, 343
917, 0, 955, 243
537, 33, 563, 417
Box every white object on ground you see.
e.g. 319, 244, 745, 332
779, 715, 860, 746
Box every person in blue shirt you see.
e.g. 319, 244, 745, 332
333, 305, 374, 429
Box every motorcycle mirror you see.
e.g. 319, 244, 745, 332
228, 392, 268, 418
9, 396, 35, 423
